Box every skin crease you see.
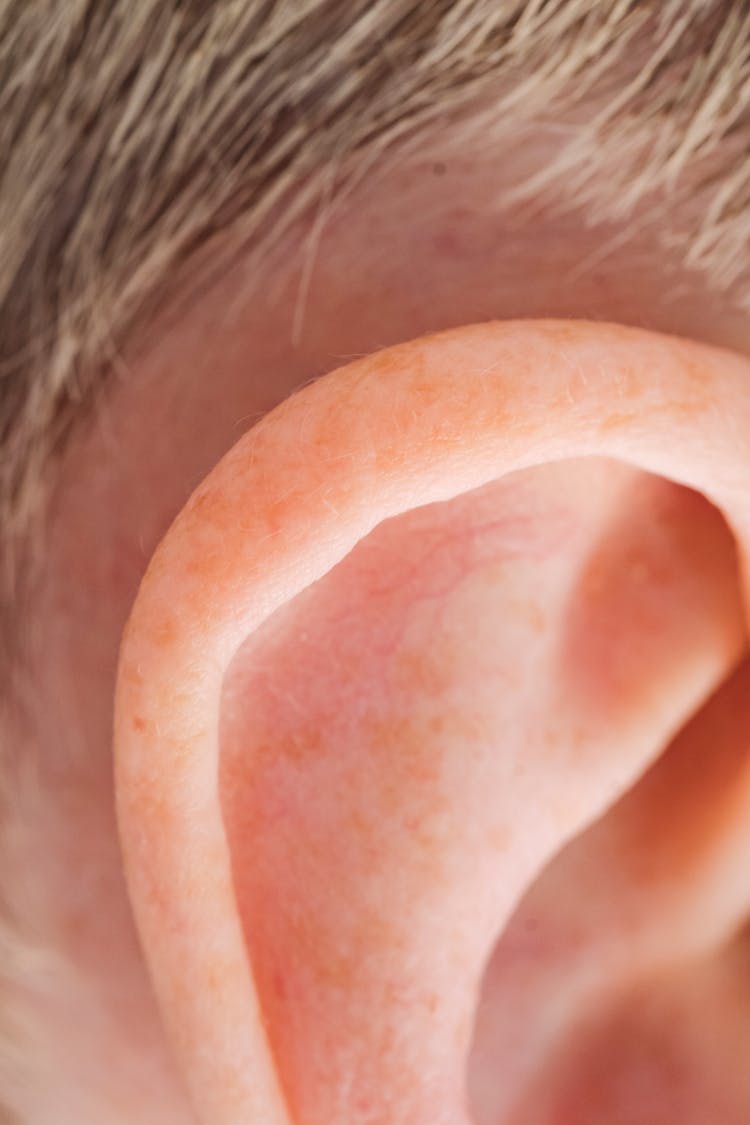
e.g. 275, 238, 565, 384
8, 138, 750, 1124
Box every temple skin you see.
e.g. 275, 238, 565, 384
114, 319, 750, 1124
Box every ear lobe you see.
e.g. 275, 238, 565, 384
114, 320, 750, 1125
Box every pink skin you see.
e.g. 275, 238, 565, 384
114, 319, 750, 1124
470, 655, 750, 1123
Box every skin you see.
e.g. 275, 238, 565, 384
9, 142, 750, 1123
116, 319, 750, 1125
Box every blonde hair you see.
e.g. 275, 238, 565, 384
1, 0, 750, 1114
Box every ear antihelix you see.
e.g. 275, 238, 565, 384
114, 320, 750, 1125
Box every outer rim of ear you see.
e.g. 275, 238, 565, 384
114, 319, 750, 1125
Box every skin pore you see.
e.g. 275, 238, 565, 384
9, 131, 750, 1123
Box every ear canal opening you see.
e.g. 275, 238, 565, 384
218, 455, 746, 1125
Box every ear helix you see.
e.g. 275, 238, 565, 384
114, 320, 750, 1124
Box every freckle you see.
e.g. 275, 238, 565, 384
122, 661, 144, 686
152, 613, 178, 647
277, 726, 325, 765
189, 490, 211, 513
600, 410, 634, 431
511, 597, 546, 632
133, 716, 146, 731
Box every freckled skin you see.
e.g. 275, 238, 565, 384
221, 460, 744, 1125
114, 320, 750, 1125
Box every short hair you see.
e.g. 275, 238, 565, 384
2, 1, 750, 603
1, 0, 749, 1112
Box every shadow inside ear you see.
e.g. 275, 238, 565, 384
469, 653, 750, 1124
114, 320, 750, 1125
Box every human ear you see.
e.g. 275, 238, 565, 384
114, 320, 750, 1125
